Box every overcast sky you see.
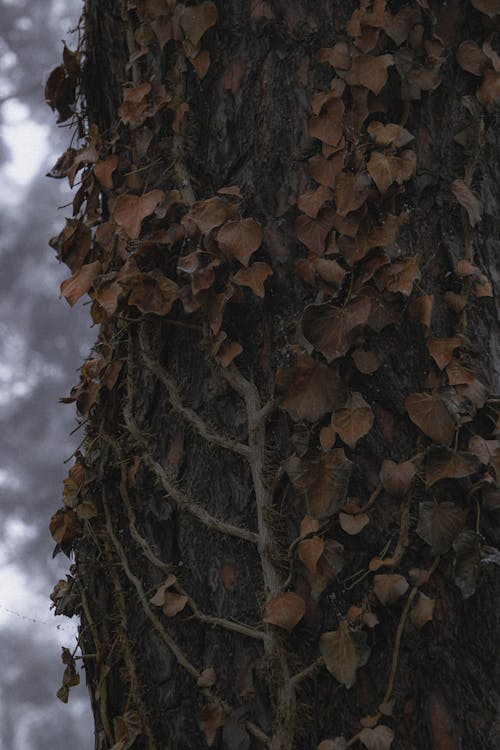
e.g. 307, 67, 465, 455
0, 1, 95, 747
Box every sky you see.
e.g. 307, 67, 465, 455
0, 0, 95, 747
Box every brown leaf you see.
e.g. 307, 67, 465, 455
295, 209, 336, 254
474, 273, 493, 297
427, 338, 462, 370
276, 354, 347, 422
50, 509, 82, 546
50, 218, 92, 273
197, 668, 217, 688
380, 460, 416, 496
424, 447, 480, 487
367, 121, 414, 148
264, 592, 306, 631
410, 592, 435, 629
301, 297, 371, 362
409, 294, 433, 331
470, 0, 500, 18
352, 348, 381, 374
309, 99, 345, 146
359, 726, 395, 750
317, 42, 351, 70
186, 197, 230, 235
456, 40, 489, 75
318, 740, 347, 750
212, 332, 243, 367
382, 255, 421, 296
113, 190, 164, 239
162, 592, 188, 617
334, 172, 369, 216
127, 273, 179, 316
233, 262, 272, 297
468, 435, 500, 478
443, 291, 467, 314
451, 179, 482, 226
217, 184, 243, 198
200, 699, 225, 747
367, 150, 416, 193
284, 449, 352, 519
416, 501, 466, 555
330, 392, 374, 449
298, 536, 325, 574
446, 358, 477, 386
217, 217, 264, 266
405, 392, 456, 445
94, 155, 119, 189
118, 82, 152, 126
320, 620, 371, 688
179, 1, 217, 45
339, 512, 370, 535
61, 261, 102, 306
373, 574, 409, 605
453, 530, 481, 599
309, 152, 345, 187
345, 54, 394, 95
297, 186, 333, 219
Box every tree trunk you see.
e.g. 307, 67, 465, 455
49, 1, 500, 749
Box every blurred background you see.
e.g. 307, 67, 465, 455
0, 0, 94, 746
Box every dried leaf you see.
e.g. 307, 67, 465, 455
309, 99, 345, 146
334, 172, 370, 216
295, 210, 336, 254
409, 294, 433, 331
345, 54, 394, 95
359, 726, 394, 750
330, 392, 374, 449
309, 152, 345, 187
298, 536, 325, 574
200, 699, 225, 747
424, 447, 480, 487
297, 186, 333, 219
320, 620, 371, 688
382, 254, 421, 296
410, 592, 434, 628
217, 218, 264, 266
302, 297, 372, 362
443, 291, 467, 314
451, 179, 482, 226
186, 197, 230, 234
453, 530, 481, 599
317, 42, 351, 69
470, 0, 500, 18
233, 262, 272, 297
474, 273, 493, 297
198, 668, 217, 688
113, 190, 164, 239
127, 273, 179, 316
276, 354, 347, 422
373, 574, 409, 605
61, 261, 102, 306
179, 1, 217, 45
380, 460, 416, 496
212, 332, 243, 367
469, 435, 500, 477
367, 121, 414, 148
416, 501, 466, 555
456, 40, 489, 75
405, 392, 456, 445
118, 82, 152, 126
367, 150, 416, 193
94, 155, 119, 190
264, 592, 306, 631
284, 449, 352, 519
339, 512, 370, 535
318, 740, 347, 750
352, 348, 381, 374
427, 338, 462, 370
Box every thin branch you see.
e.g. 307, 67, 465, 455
290, 656, 324, 687
176, 584, 265, 642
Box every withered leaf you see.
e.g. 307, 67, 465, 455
382, 254, 421, 296
61, 261, 102, 306
405, 392, 456, 445
264, 592, 306, 631
352, 348, 381, 374
298, 536, 325, 574
380, 460, 416, 496
113, 190, 164, 239
284, 449, 352, 519
410, 592, 434, 629
295, 210, 336, 254
427, 338, 462, 370
373, 574, 409, 605
50, 509, 82, 546
127, 273, 179, 316
470, 0, 500, 18
317, 42, 351, 70
318, 740, 347, 750
118, 82, 152, 126
416, 501, 466, 555
162, 592, 188, 617
233, 262, 272, 297
409, 294, 433, 331
367, 150, 416, 193
320, 620, 371, 688
330, 392, 374, 449
367, 121, 414, 148
469, 435, 500, 477
443, 291, 467, 314
301, 297, 371, 362
212, 332, 242, 367
276, 354, 347, 422
344, 54, 394, 95
453, 530, 482, 599
309, 99, 345, 146
424, 447, 480, 487
451, 179, 482, 226
334, 172, 369, 216
456, 40, 489, 76
217, 217, 264, 266
200, 698, 225, 747
94, 155, 119, 190
309, 152, 345, 187
197, 667, 216, 688
179, 1, 217, 45
297, 186, 333, 219
186, 197, 230, 234
339, 512, 370, 535
359, 726, 395, 750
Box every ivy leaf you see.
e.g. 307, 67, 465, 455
113, 189, 164, 239
284, 449, 352, 519
298, 536, 325, 574
330, 393, 374, 449
126, 272, 180, 316
94, 155, 119, 189
410, 592, 435, 629
416, 501, 466, 555
380, 460, 416, 496
179, 1, 217, 45
381, 254, 421, 295
427, 338, 462, 370
264, 592, 306, 631
367, 121, 414, 148
233, 262, 273, 297
60, 261, 102, 306
339, 512, 370, 535
297, 186, 333, 219
276, 354, 347, 422
373, 574, 409, 605
185, 197, 230, 235
470, 0, 500, 18
424, 447, 480, 487
451, 179, 482, 227
217, 218, 264, 266
320, 620, 371, 688
453, 530, 482, 599
301, 298, 371, 362
456, 40, 489, 75
405, 392, 456, 445
309, 99, 345, 146
200, 698, 226, 747
468, 436, 500, 478
344, 54, 394, 94
359, 726, 395, 750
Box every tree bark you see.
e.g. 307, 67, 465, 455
50, 1, 500, 749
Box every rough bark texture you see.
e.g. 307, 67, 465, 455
52, 1, 500, 749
